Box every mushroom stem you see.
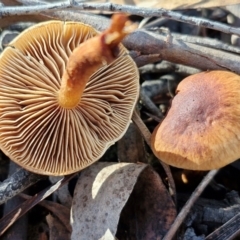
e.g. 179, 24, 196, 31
58, 14, 134, 109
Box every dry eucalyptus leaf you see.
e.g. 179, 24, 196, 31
20, 193, 71, 232
49, 176, 73, 208
110, 0, 240, 9
71, 162, 147, 240
46, 214, 71, 240
71, 162, 176, 240
116, 167, 176, 239
118, 122, 147, 163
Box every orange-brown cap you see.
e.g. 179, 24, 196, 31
0, 20, 139, 175
151, 70, 240, 170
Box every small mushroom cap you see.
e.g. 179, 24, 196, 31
0, 21, 139, 175
151, 71, 240, 170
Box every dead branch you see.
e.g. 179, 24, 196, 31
125, 30, 240, 72
0, 173, 76, 236
163, 170, 219, 240
0, 168, 45, 205
1, 1, 240, 37
206, 212, 240, 240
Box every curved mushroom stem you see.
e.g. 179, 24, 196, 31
58, 14, 134, 109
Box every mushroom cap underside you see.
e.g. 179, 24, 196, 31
151, 70, 240, 170
0, 21, 139, 175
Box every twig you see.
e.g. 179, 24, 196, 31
125, 30, 240, 73
132, 109, 153, 147
0, 173, 76, 236
163, 169, 219, 240
132, 109, 176, 204
1, 2, 240, 37
139, 61, 200, 76
140, 88, 164, 120
20, 193, 72, 232
172, 33, 240, 55
0, 168, 45, 205
2, 162, 28, 240
206, 212, 240, 240
34, 10, 240, 72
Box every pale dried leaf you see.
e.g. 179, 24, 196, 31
71, 162, 176, 240
71, 162, 148, 240
49, 176, 73, 208
110, 0, 240, 9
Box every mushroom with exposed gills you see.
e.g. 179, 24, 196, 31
58, 14, 133, 109
151, 70, 240, 170
0, 14, 139, 175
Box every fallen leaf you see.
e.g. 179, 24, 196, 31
71, 162, 176, 239
117, 166, 176, 239
118, 122, 147, 163
20, 193, 71, 233
0, 174, 76, 236
46, 214, 70, 240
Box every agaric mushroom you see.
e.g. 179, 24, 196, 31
0, 14, 139, 175
151, 70, 240, 170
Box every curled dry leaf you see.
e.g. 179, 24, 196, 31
118, 122, 147, 163
20, 193, 72, 233
71, 162, 176, 240
46, 214, 70, 240
117, 166, 177, 239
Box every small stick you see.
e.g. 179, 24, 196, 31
1, 2, 240, 37
206, 212, 240, 240
163, 169, 219, 240
0, 173, 76, 236
140, 88, 164, 120
0, 168, 45, 205
132, 109, 176, 203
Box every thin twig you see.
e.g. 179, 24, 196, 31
140, 88, 164, 120
132, 109, 176, 204
206, 212, 240, 240
125, 30, 240, 73
163, 169, 219, 240
2, 163, 28, 240
0, 173, 76, 236
172, 33, 240, 55
132, 109, 153, 147
139, 61, 200, 76
0, 168, 45, 205
1, 2, 240, 37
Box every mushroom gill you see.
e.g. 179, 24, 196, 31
0, 20, 139, 175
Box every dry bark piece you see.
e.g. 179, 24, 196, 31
151, 70, 240, 170
71, 162, 176, 240
0, 14, 139, 175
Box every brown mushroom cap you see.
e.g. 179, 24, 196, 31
0, 21, 139, 175
151, 70, 240, 170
